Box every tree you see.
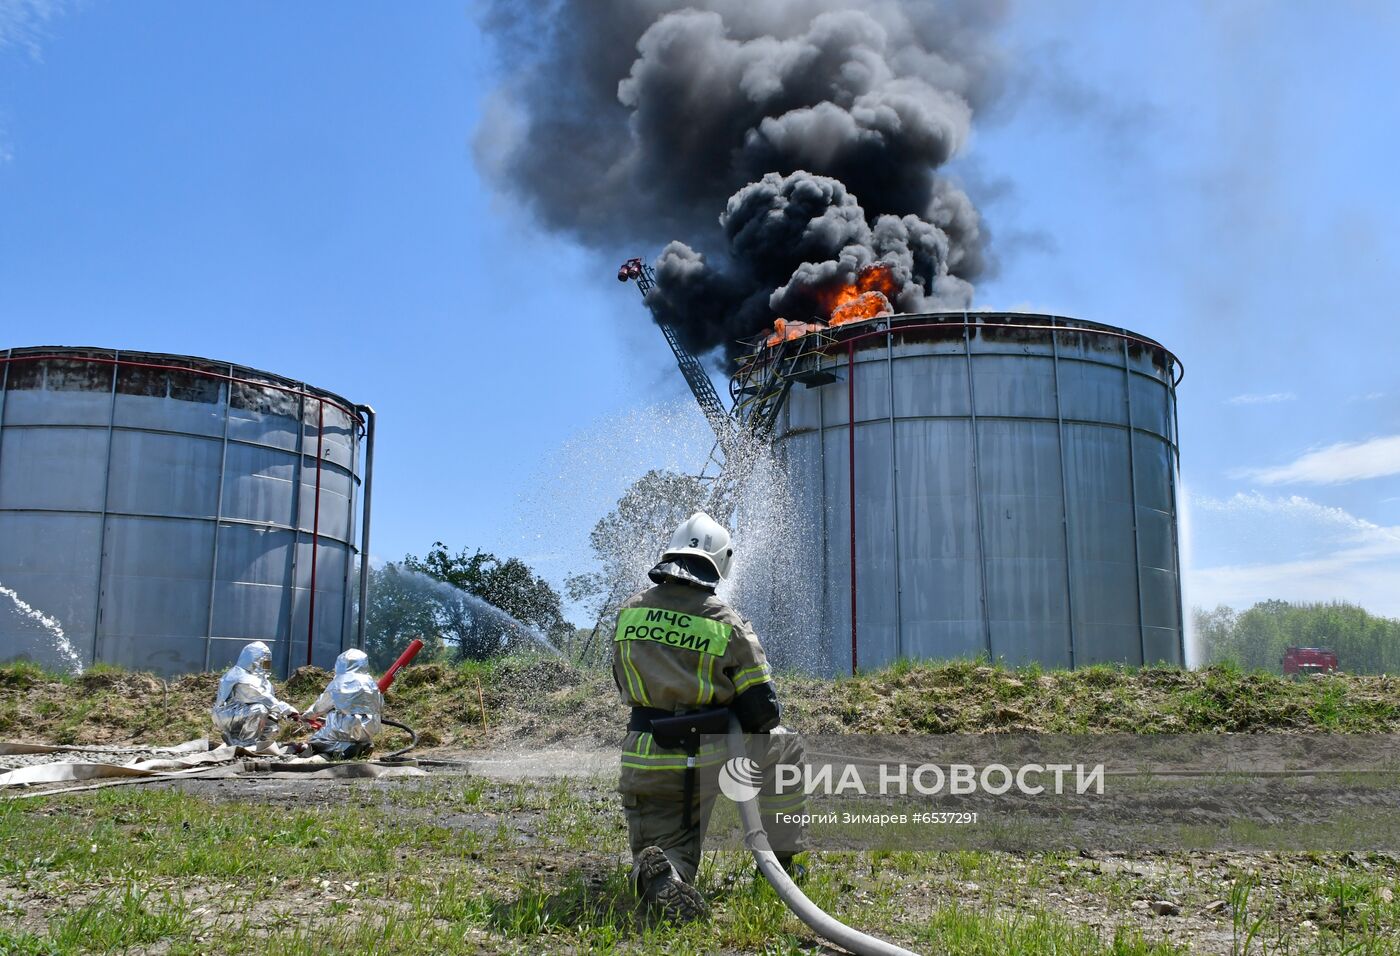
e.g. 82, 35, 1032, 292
1191, 605, 1240, 665
1195, 600, 1400, 674
362, 562, 448, 671
566, 469, 708, 663
405, 543, 572, 661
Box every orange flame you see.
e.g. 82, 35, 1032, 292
830, 290, 893, 327
765, 317, 828, 348
816, 262, 898, 323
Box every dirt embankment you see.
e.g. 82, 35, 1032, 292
782, 661, 1400, 734
3, 658, 1399, 749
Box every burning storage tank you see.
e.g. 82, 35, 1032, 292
0, 347, 375, 678
754, 312, 1183, 673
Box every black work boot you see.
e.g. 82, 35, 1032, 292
633, 845, 709, 924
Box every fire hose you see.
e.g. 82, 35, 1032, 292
379, 718, 418, 762
725, 713, 924, 956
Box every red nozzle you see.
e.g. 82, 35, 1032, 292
378, 638, 425, 693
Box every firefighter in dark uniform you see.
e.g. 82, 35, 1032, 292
613, 511, 806, 923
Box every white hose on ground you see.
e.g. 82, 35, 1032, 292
726, 714, 925, 956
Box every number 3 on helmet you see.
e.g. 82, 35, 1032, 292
664, 512, 734, 579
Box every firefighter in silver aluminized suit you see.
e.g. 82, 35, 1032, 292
211, 641, 298, 749
303, 648, 383, 760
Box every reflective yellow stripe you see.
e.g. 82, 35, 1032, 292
622, 733, 726, 770
622, 754, 727, 770
616, 641, 635, 700
733, 663, 772, 694
695, 651, 707, 706
622, 736, 727, 760
624, 761, 688, 772
634, 643, 652, 706
622, 752, 728, 771
613, 613, 650, 706
613, 619, 636, 701
617, 639, 638, 701
620, 641, 650, 706
622, 761, 727, 771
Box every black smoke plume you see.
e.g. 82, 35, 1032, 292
476, 0, 1004, 357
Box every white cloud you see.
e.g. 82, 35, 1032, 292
1225, 391, 1296, 405
1188, 492, 1400, 617
0, 0, 70, 165
1233, 435, 1400, 485
0, 0, 67, 58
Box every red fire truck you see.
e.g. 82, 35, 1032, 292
1282, 646, 1339, 677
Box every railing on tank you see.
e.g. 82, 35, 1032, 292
801, 312, 1185, 386
0, 350, 373, 670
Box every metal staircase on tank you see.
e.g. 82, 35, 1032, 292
616, 257, 836, 522
729, 326, 839, 441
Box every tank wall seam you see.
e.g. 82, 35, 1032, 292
1051, 320, 1078, 669
1122, 338, 1149, 666
90, 356, 119, 666
202, 367, 233, 672
963, 320, 994, 660
886, 330, 903, 661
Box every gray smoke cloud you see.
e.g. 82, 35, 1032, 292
476, 0, 1005, 356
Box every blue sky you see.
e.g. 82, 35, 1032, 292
3, 1, 1398, 622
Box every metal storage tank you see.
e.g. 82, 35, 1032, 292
0, 347, 375, 678
766, 313, 1183, 674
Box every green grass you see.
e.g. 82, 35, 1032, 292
5, 657, 1400, 951
2, 779, 1398, 954
913, 903, 1181, 955
0, 659, 56, 688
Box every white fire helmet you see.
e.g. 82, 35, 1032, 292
662, 511, 734, 579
